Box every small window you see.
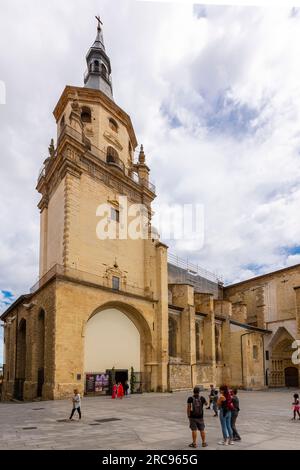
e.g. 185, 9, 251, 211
265, 350, 269, 361
253, 345, 258, 360
81, 107, 92, 123
109, 118, 118, 133
93, 60, 100, 72
60, 115, 65, 131
111, 207, 119, 223
101, 64, 107, 79
112, 276, 120, 290
107, 146, 119, 162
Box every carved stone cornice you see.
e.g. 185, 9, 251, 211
103, 131, 123, 151
38, 194, 49, 211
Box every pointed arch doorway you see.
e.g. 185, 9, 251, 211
285, 367, 299, 387
269, 327, 299, 387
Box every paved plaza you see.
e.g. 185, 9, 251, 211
0, 389, 299, 450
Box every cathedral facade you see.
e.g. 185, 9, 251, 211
1, 21, 300, 401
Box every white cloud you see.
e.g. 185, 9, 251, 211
0, 0, 300, 309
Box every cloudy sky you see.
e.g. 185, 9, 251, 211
1, 0, 300, 349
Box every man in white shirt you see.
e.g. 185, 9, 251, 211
69, 389, 82, 420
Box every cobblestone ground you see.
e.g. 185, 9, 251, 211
0, 389, 299, 450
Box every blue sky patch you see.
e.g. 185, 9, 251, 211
205, 92, 259, 137
0, 289, 14, 307
242, 263, 265, 275
282, 245, 300, 256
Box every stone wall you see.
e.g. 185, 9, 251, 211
169, 364, 192, 390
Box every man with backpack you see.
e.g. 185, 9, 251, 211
187, 386, 208, 448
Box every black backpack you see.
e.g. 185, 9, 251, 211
192, 397, 203, 417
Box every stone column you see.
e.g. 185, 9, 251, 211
195, 293, 216, 384
222, 318, 232, 384
232, 302, 247, 323
155, 242, 169, 392
24, 307, 37, 400
293, 286, 300, 386
171, 284, 195, 365
256, 285, 266, 329
294, 286, 300, 339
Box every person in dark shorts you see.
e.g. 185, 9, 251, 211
231, 388, 241, 440
187, 386, 208, 448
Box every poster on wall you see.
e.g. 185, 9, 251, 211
85, 373, 109, 394
86, 374, 96, 393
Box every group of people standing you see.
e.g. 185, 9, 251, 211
111, 381, 130, 399
187, 384, 241, 448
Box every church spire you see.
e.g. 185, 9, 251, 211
84, 16, 113, 100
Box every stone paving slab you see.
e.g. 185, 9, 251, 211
0, 389, 300, 450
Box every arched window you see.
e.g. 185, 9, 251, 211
101, 64, 107, 79
107, 146, 119, 163
81, 107, 92, 123
109, 118, 118, 133
60, 115, 65, 131
93, 60, 100, 72
168, 317, 177, 357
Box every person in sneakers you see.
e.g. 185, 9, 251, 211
187, 386, 208, 448
69, 389, 81, 421
206, 384, 216, 409
217, 384, 234, 446
231, 389, 241, 441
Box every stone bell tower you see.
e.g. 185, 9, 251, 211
32, 17, 169, 398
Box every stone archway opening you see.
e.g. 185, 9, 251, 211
15, 319, 26, 400
269, 327, 299, 387
84, 303, 152, 395
285, 367, 299, 387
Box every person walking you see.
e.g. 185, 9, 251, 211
206, 384, 215, 409
69, 389, 81, 420
217, 385, 234, 446
112, 382, 117, 399
187, 386, 208, 448
292, 393, 300, 420
124, 380, 130, 396
231, 388, 241, 440
212, 389, 219, 417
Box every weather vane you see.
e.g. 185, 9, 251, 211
95, 15, 103, 30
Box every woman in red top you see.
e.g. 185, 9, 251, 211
112, 382, 117, 399
117, 382, 124, 399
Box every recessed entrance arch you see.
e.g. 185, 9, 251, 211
83, 302, 153, 393
84, 308, 140, 372
269, 327, 299, 387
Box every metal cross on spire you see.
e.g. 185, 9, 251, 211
95, 15, 103, 30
